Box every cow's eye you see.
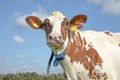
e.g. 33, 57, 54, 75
43, 23, 50, 27
64, 21, 69, 27
65, 22, 69, 26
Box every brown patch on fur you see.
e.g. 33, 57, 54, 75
61, 18, 70, 41
119, 44, 120, 47
43, 19, 52, 37
104, 31, 113, 36
66, 32, 107, 79
91, 72, 107, 80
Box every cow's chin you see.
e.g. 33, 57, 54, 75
47, 40, 64, 51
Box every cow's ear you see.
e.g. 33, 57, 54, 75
70, 15, 87, 29
25, 16, 43, 29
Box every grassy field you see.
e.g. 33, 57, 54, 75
0, 72, 66, 80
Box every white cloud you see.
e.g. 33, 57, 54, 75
88, 0, 120, 15
16, 15, 28, 27
15, 6, 48, 28
14, 54, 25, 59
102, 0, 120, 14
88, 0, 103, 4
13, 35, 25, 43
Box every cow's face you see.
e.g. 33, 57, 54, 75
44, 15, 69, 51
25, 11, 87, 53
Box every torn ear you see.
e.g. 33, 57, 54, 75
25, 16, 43, 29
70, 15, 87, 29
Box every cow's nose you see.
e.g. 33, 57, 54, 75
48, 33, 62, 42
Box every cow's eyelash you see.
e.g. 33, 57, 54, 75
43, 22, 50, 27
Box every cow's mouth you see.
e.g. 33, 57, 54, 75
47, 40, 64, 49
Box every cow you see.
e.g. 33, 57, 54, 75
25, 11, 120, 80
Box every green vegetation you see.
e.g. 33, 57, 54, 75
0, 72, 66, 80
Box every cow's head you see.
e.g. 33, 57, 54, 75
25, 11, 87, 54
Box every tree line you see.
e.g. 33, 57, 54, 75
0, 72, 67, 80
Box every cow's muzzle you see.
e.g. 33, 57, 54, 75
47, 33, 64, 49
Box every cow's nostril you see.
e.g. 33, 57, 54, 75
49, 35, 53, 40
58, 35, 62, 40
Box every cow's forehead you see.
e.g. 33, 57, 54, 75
47, 11, 65, 24
48, 11, 65, 19
46, 11, 66, 34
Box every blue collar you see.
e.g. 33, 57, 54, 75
53, 53, 65, 67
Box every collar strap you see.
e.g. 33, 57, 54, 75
47, 51, 54, 75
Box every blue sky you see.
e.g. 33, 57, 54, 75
0, 0, 120, 74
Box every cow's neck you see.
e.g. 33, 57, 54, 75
58, 31, 80, 80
